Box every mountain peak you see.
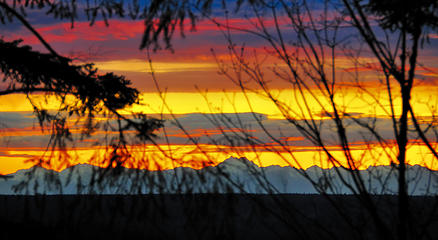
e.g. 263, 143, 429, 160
216, 157, 259, 170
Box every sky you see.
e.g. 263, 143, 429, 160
0, 1, 438, 175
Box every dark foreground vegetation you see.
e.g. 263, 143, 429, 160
0, 194, 436, 240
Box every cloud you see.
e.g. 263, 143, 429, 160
342, 62, 381, 73
428, 33, 438, 39
0, 111, 436, 175
94, 59, 217, 73
0, 112, 35, 128
0, 108, 434, 150
10, 20, 144, 45
157, 113, 402, 148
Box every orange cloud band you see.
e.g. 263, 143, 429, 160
0, 141, 436, 175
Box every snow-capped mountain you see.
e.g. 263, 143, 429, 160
0, 157, 437, 195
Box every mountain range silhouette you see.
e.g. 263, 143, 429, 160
1, 157, 436, 195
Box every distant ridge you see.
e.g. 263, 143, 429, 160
1, 157, 437, 195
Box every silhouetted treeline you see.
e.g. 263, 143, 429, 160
0, 194, 437, 240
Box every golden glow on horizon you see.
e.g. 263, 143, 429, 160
1, 87, 437, 175
94, 59, 218, 73
1, 85, 436, 120
0, 142, 436, 175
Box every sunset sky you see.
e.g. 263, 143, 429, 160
1, 1, 438, 175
